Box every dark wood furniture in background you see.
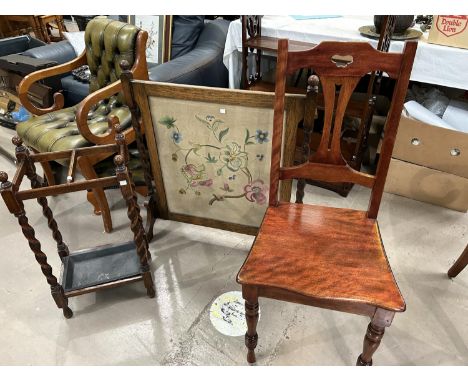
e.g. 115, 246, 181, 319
0, 16, 41, 39
0, 54, 58, 110
0, 16, 67, 42
448, 244, 468, 278
0, 124, 155, 318
240, 15, 396, 197
237, 39, 417, 365
241, 16, 315, 91
35, 15, 68, 43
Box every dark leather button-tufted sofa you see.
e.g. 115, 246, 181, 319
148, 17, 230, 87
0, 35, 45, 57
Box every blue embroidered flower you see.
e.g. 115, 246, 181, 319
255, 130, 269, 144
171, 131, 182, 144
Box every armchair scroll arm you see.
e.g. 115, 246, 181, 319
18, 52, 87, 116
75, 80, 136, 146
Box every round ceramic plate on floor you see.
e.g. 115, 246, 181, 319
209, 291, 261, 337
359, 25, 423, 40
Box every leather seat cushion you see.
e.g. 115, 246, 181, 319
16, 98, 131, 160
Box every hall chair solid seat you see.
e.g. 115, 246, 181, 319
237, 38, 417, 366
238, 203, 405, 312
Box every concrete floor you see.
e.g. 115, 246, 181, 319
0, 152, 466, 366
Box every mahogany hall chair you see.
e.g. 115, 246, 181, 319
237, 38, 417, 365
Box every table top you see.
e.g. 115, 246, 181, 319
223, 16, 468, 91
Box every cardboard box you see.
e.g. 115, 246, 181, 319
428, 15, 468, 50
385, 158, 468, 212
392, 112, 467, 178
385, 112, 468, 212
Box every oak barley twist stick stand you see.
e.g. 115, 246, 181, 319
0, 129, 155, 318
120, 59, 158, 242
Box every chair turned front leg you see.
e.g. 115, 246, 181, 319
243, 287, 259, 364
356, 322, 385, 366
448, 244, 468, 278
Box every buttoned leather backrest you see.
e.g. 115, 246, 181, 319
85, 18, 140, 104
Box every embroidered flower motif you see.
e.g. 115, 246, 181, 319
255, 130, 269, 144
219, 142, 248, 172
190, 179, 213, 187
206, 115, 215, 123
244, 179, 268, 205
171, 131, 182, 144
198, 179, 213, 187
181, 164, 212, 190
181, 164, 205, 182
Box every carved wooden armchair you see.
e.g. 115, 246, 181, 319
15, 18, 149, 233
237, 39, 417, 365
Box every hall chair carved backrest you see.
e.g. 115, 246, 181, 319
241, 16, 397, 198
237, 39, 417, 365
15, 18, 149, 233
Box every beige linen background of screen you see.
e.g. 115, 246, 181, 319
149, 96, 275, 228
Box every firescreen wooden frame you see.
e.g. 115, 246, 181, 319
128, 81, 304, 235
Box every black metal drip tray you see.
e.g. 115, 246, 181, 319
61, 241, 142, 293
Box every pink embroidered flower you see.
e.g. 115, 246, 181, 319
190, 178, 213, 187
182, 164, 198, 178
181, 164, 206, 182
198, 179, 213, 187
244, 179, 268, 205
